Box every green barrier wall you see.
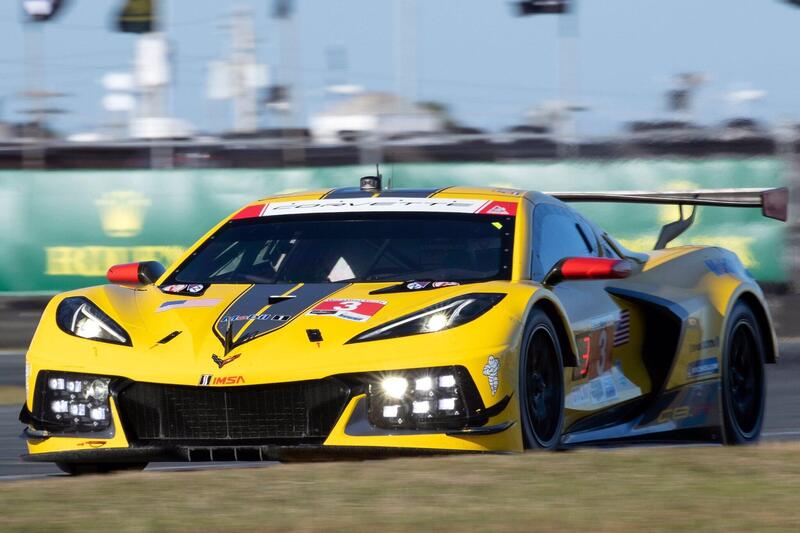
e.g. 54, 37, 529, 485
0, 157, 787, 292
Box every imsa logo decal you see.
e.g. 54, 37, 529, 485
198, 374, 245, 386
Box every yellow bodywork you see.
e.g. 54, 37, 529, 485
23, 186, 776, 459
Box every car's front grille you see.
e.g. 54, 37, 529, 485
116, 379, 350, 444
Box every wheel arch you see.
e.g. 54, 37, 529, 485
529, 296, 578, 367
732, 290, 778, 364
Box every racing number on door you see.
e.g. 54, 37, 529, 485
578, 335, 591, 377
572, 326, 614, 380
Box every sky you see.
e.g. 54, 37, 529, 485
0, 0, 799, 136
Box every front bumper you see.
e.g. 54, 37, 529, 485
21, 370, 520, 462
21, 396, 516, 463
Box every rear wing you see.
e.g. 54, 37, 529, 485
546, 187, 788, 249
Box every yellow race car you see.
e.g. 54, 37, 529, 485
19, 177, 787, 474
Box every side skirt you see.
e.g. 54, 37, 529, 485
561, 379, 723, 446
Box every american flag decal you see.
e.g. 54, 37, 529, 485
613, 309, 631, 347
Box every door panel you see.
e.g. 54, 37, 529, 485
530, 203, 651, 430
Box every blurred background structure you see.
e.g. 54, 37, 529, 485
2, 0, 800, 305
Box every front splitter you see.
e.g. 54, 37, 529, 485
22, 444, 483, 464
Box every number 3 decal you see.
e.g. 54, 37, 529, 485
333, 301, 360, 311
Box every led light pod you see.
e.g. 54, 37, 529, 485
367, 366, 485, 431
35, 372, 113, 433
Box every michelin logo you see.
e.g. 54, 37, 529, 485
483, 356, 500, 395
687, 357, 720, 378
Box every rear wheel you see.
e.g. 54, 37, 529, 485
519, 309, 565, 450
55, 462, 148, 476
721, 302, 766, 444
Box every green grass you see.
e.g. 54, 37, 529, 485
2, 444, 800, 531
0, 386, 24, 406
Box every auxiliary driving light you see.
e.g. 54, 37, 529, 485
34, 371, 113, 433
381, 376, 408, 399
367, 366, 484, 430
412, 400, 431, 414
415, 376, 433, 392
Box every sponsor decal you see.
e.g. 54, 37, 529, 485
656, 406, 692, 424
76, 440, 107, 448
687, 357, 720, 378
432, 281, 460, 288
307, 298, 387, 322
371, 280, 461, 294
490, 188, 522, 196
233, 198, 519, 218
160, 283, 207, 296
483, 355, 500, 395
232, 203, 269, 219
566, 362, 642, 411
157, 298, 221, 312
405, 281, 461, 291
691, 338, 719, 351
221, 313, 291, 323
477, 201, 517, 216
199, 374, 245, 386
212, 353, 241, 368
213, 376, 245, 385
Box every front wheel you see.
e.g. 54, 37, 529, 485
721, 302, 766, 444
518, 309, 565, 450
56, 462, 148, 476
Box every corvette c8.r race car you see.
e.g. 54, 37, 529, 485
19, 177, 788, 474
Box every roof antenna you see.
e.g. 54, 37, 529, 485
360, 164, 382, 192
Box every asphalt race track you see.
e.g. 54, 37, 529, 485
2, 343, 799, 481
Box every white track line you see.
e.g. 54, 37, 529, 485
0, 473, 62, 481
762, 430, 800, 437
0, 463, 276, 482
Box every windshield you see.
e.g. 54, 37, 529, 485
167, 213, 515, 284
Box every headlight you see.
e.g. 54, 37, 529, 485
56, 297, 131, 346
348, 293, 505, 343
366, 366, 486, 430
33, 371, 113, 433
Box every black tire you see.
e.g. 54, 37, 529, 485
519, 308, 565, 450
721, 301, 766, 444
55, 462, 148, 476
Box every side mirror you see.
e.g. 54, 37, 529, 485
544, 257, 632, 285
107, 261, 166, 286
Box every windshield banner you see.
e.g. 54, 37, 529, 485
233, 198, 518, 218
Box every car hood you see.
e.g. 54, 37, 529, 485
39, 280, 521, 384
128, 281, 506, 346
